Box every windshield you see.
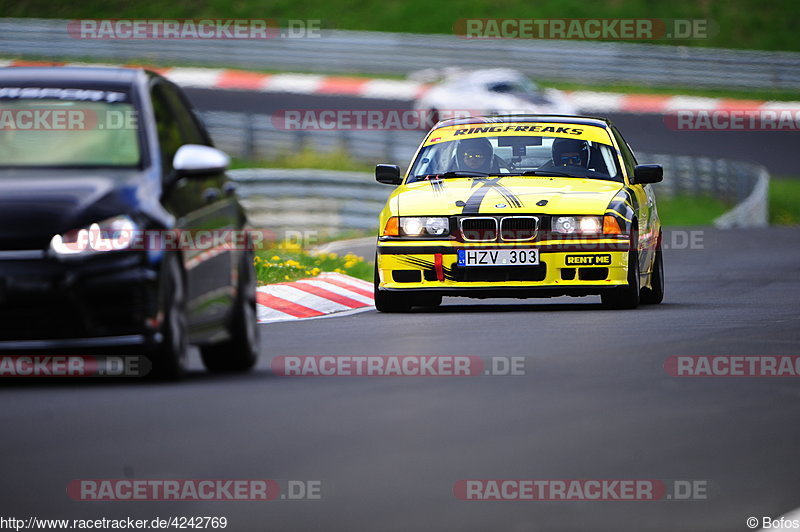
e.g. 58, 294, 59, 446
408, 124, 622, 183
486, 77, 539, 95
0, 98, 140, 167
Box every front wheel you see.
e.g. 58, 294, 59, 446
150, 253, 189, 380
601, 247, 640, 310
200, 249, 260, 373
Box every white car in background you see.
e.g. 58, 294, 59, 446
413, 68, 578, 123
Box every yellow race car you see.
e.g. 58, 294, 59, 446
374, 115, 664, 312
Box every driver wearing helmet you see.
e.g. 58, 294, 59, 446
455, 137, 506, 173
550, 137, 589, 168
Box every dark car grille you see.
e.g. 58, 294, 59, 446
499, 216, 538, 241
0, 286, 150, 341
454, 264, 547, 282
460, 216, 540, 242
460, 217, 497, 242
0, 295, 84, 341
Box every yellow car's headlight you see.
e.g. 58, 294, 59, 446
384, 216, 449, 237
553, 216, 602, 235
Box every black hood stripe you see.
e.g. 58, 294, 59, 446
462, 177, 522, 214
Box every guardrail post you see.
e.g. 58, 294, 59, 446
736, 166, 750, 204
383, 131, 393, 162
243, 114, 255, 160
339, 130, 351, 155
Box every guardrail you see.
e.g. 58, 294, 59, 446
2, 18, 799, 90
229, 156, 769, 233
230, 169, 391, 231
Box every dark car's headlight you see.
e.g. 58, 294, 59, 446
49, 215, 140, 257
552, 216, 623, 235
382, 216, 449, 237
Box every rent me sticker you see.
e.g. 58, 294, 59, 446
565, 254, 612, 265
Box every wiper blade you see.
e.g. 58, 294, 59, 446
411, 171, 490, 180
521, 170, 578, 177
440, 171, 490, 178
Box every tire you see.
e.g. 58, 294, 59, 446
150, 253, 189, 380
201, 249, 260, 373
373, 262, 411, 313
640, 241, 665, 305
601, 240, 640, 310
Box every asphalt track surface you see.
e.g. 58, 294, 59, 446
1, 227, 799, 531
184, 88, 798, 176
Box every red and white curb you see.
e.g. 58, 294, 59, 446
4, 59, 798, 114
256, 272, 374, 323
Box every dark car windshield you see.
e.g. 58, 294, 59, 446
0, 98, 140, 167
408, 132, 622, 183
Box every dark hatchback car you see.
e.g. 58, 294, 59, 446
0, 67, 258, 378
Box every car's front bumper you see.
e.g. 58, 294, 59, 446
0, 251, 163, 352
376, 238, 631, 298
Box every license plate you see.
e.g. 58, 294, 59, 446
457, 249, 539, 267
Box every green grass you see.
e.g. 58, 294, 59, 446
656, 195, 730, 226
254, 246, 373, 285
769, 178, 800, 225
7, 0, 800, 51
541, 81, 800, 104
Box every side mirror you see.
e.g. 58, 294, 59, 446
173, 144, 230, 177
376, 164, 402, 185
632, 164, 663, 185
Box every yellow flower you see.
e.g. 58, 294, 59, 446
271, 255, 280, 261
328, 252, 338, 259
284, 259, 300, 268
280, 241, 302, 251
344, 260, 356, 268
284, 275, 290, 280
311, 267, 321, 276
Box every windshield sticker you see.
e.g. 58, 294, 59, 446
0, 87, 128, 103
424, 122, 612, 146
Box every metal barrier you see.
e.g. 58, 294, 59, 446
2, 18, 799, 90
230, 169, 390, 230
